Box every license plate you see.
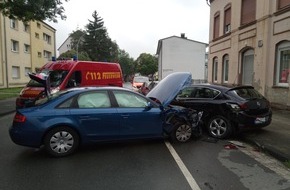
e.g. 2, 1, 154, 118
255, 117, 267, 124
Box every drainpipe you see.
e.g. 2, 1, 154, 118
3, 15, 8, 88
0, 14, 3, 87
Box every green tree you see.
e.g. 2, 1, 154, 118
84, 11, 118, 62
69, 29, 86, 51
58, 50, 90, 61
0, 0, 68, 23
135, 53, 158, 77
118, 50, 135, 81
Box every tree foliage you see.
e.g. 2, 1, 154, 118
69, 30, 86, 51
118, 50, 134, 81
135, 53, 158, 77
58, 50, 90, 61
84, 11, 118, 62
0, 0, 68, 23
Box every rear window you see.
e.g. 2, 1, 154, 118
228, 88, 264, 100
133, 76, 149, 83
34, 90, 69, 106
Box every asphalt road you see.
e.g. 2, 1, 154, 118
1, 114, 290, 190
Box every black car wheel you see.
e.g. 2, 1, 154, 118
44, 127, 79, 157
170, 122, 192, 143
207, 115, 232, 139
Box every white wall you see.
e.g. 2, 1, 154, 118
159, 36, 207, 80
58, 37, 71, 55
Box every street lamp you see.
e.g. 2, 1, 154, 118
76, 27, 104, 60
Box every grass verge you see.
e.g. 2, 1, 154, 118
0, 87, 22, 100
284, 161, 290, 168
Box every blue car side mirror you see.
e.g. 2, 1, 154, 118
144, 102, 152, 111
159, 105, 164, 111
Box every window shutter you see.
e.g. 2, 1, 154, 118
214, 14, 220, 39
278, 0, 290, 9
224, 7, 231, 33
241, 0, 256, 25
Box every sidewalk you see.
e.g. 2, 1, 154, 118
240, 108, 290, 162
0, 98, 17, 117
1, 97, 289, 163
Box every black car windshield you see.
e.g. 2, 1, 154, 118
27, 70, 69, 88
228, 87, 264, 100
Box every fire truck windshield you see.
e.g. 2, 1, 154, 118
27, 70, 69, 88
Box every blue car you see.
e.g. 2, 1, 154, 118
10, 72, 202, 157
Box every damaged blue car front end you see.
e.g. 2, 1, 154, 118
147, 72, 203, 142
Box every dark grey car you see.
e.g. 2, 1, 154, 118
171, 84, 272, 139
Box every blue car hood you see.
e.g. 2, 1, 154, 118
146, 72, 192, 107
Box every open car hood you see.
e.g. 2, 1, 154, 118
146, 72, 192, 107
28, 73, 51, 97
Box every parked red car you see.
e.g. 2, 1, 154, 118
139, 81, 159, 95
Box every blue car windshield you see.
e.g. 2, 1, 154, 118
27, 70, 69, 88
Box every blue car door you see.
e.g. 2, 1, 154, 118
70, 91, 119, 141
112, 90, 163, 139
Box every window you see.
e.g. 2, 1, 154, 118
177, 87, 220, 99
24, 44, 30, 53
43, 33, 51, 44
224, 5, 231, 34
58, 98, 74, 109
241, 0, 256, 26
24, 24, 30, 32
35, 33, 39, 39
113, 91, 148, 108
213, 57, 218, 83
12, 66, 20, 79
25, 67, 31, 76
11, 40, 19, 52
222, 55, 229, 83
278, 0, 290, 9
10, 19, 18, 29
213, 12, 220, 39
66, 71, 82, 88
43, 50, 51, 59
37, 22, 41, 28
276, 41, 290, 87
38, 52, 42, 57
77, 91, 111, 108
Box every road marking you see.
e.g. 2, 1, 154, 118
164, 141, 201, 190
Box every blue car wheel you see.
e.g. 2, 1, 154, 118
44, 126, 80, 157
170, 122, 192, 143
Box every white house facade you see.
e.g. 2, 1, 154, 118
57, 36, 72, 56
156, 34, 208, 81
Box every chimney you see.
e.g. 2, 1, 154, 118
181, 33, 186, 39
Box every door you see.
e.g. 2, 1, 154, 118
242, 49, 254, 85
70, 91, 119, 141
173, 86, 221, 119
112, 90, 163, 139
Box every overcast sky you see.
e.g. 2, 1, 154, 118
48, 0, 210, 59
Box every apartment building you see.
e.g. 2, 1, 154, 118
208, 0, 290, 109
0, 14, 56, 88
